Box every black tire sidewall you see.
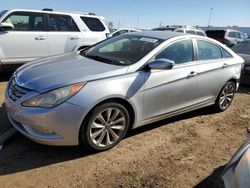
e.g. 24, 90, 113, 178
80, 102, 130, 151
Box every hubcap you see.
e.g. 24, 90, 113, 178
219, 83, 235, 110
90, 108, 126, 147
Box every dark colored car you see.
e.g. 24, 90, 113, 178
206, 29, 245, 48
232, 40, 250, 85
215, 139, 250, 188
151, 26, 177, 31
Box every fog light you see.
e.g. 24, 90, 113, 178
33, 126, 53, 134
23, 125, 53, 134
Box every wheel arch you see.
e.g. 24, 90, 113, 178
78, 97, 136, 143
215, 77, 238, 101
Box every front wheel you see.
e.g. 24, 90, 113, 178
213, 81, 236, 112
80, 102, 130, 151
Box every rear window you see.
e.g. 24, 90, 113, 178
81, 17, 105, 31
196, 31, 206, 36
206, 30, 226, 38
48, 14, 79, 32
175, 29, 184, 33
186, 30, 196, 34
197, 40, 222, 60
229, 32, 240, 39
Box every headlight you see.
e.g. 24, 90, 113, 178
22, 82, 86, 108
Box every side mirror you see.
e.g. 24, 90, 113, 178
0, 23, 14, 31
148, 59, 175, 70
106, 33, 112, 38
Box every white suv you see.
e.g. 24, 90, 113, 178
0, 9, 110, 71
174, 27, 207, 37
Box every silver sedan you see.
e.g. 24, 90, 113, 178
5, 31, 244, 151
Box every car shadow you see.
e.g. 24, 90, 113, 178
0, 103, 12, 133
194, 165, 225, 188
237, 85, 250, 94
0, 105, 216, 176
0, 71, 13, 82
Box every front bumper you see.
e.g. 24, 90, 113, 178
5, 91, 85, 146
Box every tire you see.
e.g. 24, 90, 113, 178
213, 81, 236, 112
80, 102, 130, 151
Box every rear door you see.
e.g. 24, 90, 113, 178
143, 39, 199, 121
47, 13, 83, 55
0, 11, 48, 64
195, 39, 233, 103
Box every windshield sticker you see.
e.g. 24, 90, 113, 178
139, 37, 158, 43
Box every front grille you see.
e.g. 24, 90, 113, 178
8, 78, 31, 101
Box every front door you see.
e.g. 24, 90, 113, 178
143, 39, 199, 121
0, 11, 48, 64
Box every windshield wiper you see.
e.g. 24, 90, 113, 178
84, 54, 123, 65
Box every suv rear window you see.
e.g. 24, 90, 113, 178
228, 32, 240, 39
81, 16, 105, 31
206, 30, 226, 38
48, 14, 79, 32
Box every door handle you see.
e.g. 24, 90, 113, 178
35, 36, 46, 40
70, 36, 81, 40
222, 63, 229, 69
187, 71, 198, 78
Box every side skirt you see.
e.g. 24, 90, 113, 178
133, 99, 215, 129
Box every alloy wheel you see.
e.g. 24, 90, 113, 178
219, 82, 235, 110
89, 108, 126, 147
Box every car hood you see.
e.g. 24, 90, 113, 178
14, 52, 128, 93
216, 140, 250, 188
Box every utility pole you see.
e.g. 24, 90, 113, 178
208, 8, 214, 27
136, 13, 140, 29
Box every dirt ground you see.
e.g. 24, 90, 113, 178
0, 72, 250, 188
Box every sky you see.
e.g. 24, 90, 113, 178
0, 0, 249, 29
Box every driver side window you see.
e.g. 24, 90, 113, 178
155, 40, 193, 64
3, 11, 45, 31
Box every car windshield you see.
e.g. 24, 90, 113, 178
232, 41, 250, 55
0, 10, 7, 18
82, 35, 163, 66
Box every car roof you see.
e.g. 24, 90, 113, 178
206, 29, 240, 32
127, 31, 186, 40
6, 9, 100, 18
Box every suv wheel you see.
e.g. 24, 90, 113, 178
80, 102, 130, 151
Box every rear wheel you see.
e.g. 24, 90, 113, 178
80, 102, 130, 151
213, 81, 236, 112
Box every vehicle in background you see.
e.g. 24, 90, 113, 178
151, 25, 179, 31
206, 29, 245, 48
5, 31, 244, 151
108, 28, 141, 38
0, 9, 110, 71
215, 139, 250, 188
109, 28, 117, 33
240, 32, 248, 40
174, 26, 207, 36
232, 40, 250, 85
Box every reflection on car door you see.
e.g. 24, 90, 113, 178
142, 39, 199, 123
0, 11, 48, 64
47, 14, 83, 55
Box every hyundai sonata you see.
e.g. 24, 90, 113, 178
5, 31, 244, 151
